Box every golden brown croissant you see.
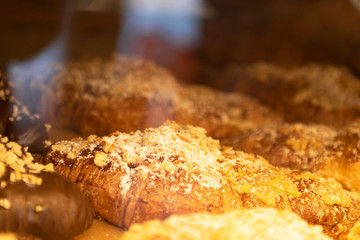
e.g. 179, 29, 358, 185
41, 121, 241, 229
41, 121, 360, 239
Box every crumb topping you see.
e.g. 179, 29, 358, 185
275, 124, 336, 162
175, 85, 281, 129
0, 73, 40, 123
230, 123, 339, 171
49, 121, 225, 190
0, 76, 10, 101
0, 135, 54, 186
8, 97, 39, 122
244, 63, 360, 109
176, 85, 243, 121
222, 149, 301, 206
46, 55, 180, 106
48, 121, 355, 208
221, 148, 352, 207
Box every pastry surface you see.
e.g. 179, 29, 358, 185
120, 208, 331, 240
40, 55, 182, 136
221, 122, 360, 193
217, 63, 360, 128
42, 121, 240, 229
175, 84, 282, 141
42, 121, 360, 239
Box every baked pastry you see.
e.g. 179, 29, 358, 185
120, 208, 331, 240
42, 122, 242, 228
313, 120, 360, 193
221, 147, 360, 239
0, 135, 94, 239
41, 55, 180, 136
41, 121, 240, 229
217, 63, 360, 128
221, 122, 360, 193
0, 73, 48, 154
40, 55, 283, 140
348, 221, 360, 240
221, 123, 336, 170
174, 84, 283, 141
41, 121, 360, 239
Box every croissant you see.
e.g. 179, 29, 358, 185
41, 121, 360, 239
41, 121, 240, 229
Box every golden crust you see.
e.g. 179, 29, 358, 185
222, 122, 360, 193
40, 55, 283, 140
218, 63, 360, 128
221, 123, 336, 170
42, 121, 240, 229
221, 148, 360, 239
42, 122, 360, 239
120, 208, 331, 240
314, 120, 360, 192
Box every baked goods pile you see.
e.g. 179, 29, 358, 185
40, 55, 283, 141
4, 55, 360, 239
